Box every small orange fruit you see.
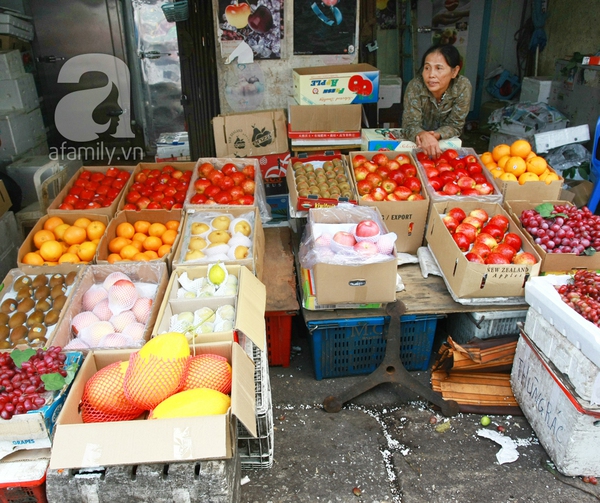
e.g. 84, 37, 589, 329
518, 172, 539, 185
490, 167, 504, 178
526, 156, 548, 176
53, 223, 70, 241
87, 220, 107, 241
479, 152, 494, 165
130, 240, 143, 252
157, 244, 171, 258
43, 216, 64, 232
33, 229, 56, 249
543, 172, 560, 185
77, 241, 97, 262
108, 236, 131, 254
510, 139, 532, 159
526, 151, 537, 161
497, 155, 510, 170
39, 240, 63, 262
492, 144, 511, 162
484, 161, 498, 170
63, 225, 87, 246
165, 220, 180, 231
499, 172, 518, 182
132, 232, 148, 243
67, 244, 80, 255
22, 252, 44, 266
119, 244, 139, 260
132, 252, 150, 262
133, 220, 151, 234
73, 217, 92, 229
58, 253, 81, 264
107, 253, 122, 264
503, 156, 527, 177
148, 222, 167, 238
144, 250, 159, 260
161, 229, 177, 246
116, 222, 136, 239
142, 235, 162, 252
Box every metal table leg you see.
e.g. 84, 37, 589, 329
323, 301, 460, 417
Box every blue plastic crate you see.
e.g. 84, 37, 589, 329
307, 314, 440, 380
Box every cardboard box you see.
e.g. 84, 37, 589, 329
0, 352, 84, 460
287, 100, 362, 132
560, 180, 593, 207
49, 342, 256, 469
348, 150, 429, 254
49, 262, 169, 351
497, 167, 563, 202
172, 206, 265, 281
47, 165, 136, 219
305, 206, 398, 305
248, 151, 290, 217
504, 200, 600, 272
520, 76, 553, 104
361, 129, 403, 151
293, 63, 379, 106
152, 264, 266, 354
286, 153, 357, 211
426, 201, 541, 300
0, 180, 11, 217
212, 109, 288, 158
512, 333, 600, 477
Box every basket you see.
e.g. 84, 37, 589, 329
445, 310, 526, 343
265, 311, 294, 367
0, 468, 47, 503
161, 0, 189, 22
307, 314, 440, 380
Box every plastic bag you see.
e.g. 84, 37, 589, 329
488, 102, 568, 133
543, 144, 591, 180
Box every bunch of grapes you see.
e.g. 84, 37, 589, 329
555, 270, 600, 326
520, 205, 600, 254
0, 346, 67, 420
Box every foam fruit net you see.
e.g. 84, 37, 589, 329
182, 354, 232, 394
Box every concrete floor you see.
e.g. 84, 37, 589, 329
239, 318, 600, 503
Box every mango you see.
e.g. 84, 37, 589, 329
149, 388, 231, 419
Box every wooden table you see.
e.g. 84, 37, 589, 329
262, 226, 300, 313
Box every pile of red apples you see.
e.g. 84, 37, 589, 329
442, 207, 537, 265
417, 150, 495, 196
352, 153, 425, 202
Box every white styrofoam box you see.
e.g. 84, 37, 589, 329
0, 211, 19, 281
378, 76, 402, 111
0, 107, 46, 160
0, 73, 38, 112
534, 124, 591, 153
525, 275, 600, 369
520, 76, 553, 104
0, 49, 24, 80
511, 333, 600, 477
524, 307, 600, 403
446, 309, 526, 343
0, 13, 34, 41
0, 1, 32, 16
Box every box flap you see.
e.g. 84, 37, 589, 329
0, 414, 51, 460
231, 343, 257, 437
0, 181, 12, 217
235, 266, 267, 351
288, 103, 362, 132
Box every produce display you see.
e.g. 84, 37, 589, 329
56, 168, 130, 210
555, 270, 600, 326
106, 219, 180, 263
189, 162, 255, 206
175, 266, 239, 299
352, 152, 425, 201
292, 157, 354, 200
519, 203, 600, 255
442, 206, 537, 265
121, 165, 191, 211
22, 216, 107, 266
417, 149, 495, 196
0, 272, 77, 349
482, 139, 561, 185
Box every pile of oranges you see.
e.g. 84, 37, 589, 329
106, 220, 180, 264
22, 216, 107, 266
480, 139, 560, 185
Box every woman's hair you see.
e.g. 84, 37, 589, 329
420, 44, 462, 70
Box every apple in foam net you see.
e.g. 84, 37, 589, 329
333, 231, 356, 247
355, 219, 380, 237
354, 241, 379, 256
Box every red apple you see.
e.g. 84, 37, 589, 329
136, 196, 151, 210
503, 232, 522, 251
408, 193, 425, 200
363, 161, 378, 173
356, 180, 372, 196
481, 224, 505, 242
448, 207, 466, 223
376, 166, 390, 179
354, 241, 379, 256
387, 160, 401, 171
471, 242, 492, 259
485, 252, 511, 265
474, 233, 497, 250
474, 182, 494, 195
465, 252, 485, 263
442, 215, 459, 233
242, 179, 255, 195
404, 176, 422, 193
469, 209, 489, 222
467, 162, 483, 175
456, 176, 476, 190
386, 193, 402, 201
354, 165, 370, 181
452, 232, 471, 252
488, 215, 510, 233
371, 153, 389, 167
381, 179, 397, 194
460, 188, 479, 196
393, 186, 412, 201
455, 223, 477, 243
125, 191, 141, 204
400, 164, 417, 178
58, 202, 74, 210
424, 167, 439, 179
147, 201, 162, 210
441, 149, 459, 161
389, 170, 405, 185
428, 177, 443, 191
495, 243, 517, 261
352, 154, 367, 168
366, 172, 383, 188
371, 187, 387, 201
395, 153, 411, 165
442, 182, 460, 195
333, 231, 356, 247
463, 216, 484, 232
190, 193, 207, 205
513, 252, 537, 265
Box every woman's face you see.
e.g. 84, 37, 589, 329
422, 51, 459, 99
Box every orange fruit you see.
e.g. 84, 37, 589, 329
107, 253, 122, 264
165, 220, 180, 231
499, 172, 518, 182
526, 156, 548, 176
108, 236, 131, 254
510, 139, 532, 159
22, 252, 44, 266
77, 241, 97, 262
144, 250, 159, 260
479, 152, 493, 165
67, 244, 80, 254
503, 156, 527, 177
490, 167, 504, 178
157, 244, 171, 258
133, 220, 151, 234
484, 161, 498, 170
87, 220, 107, 241
73, 217, 92, 229
132, 232, 147, 243
142, 235, 162, 252
131, 240, 143, 252
492, 144, 510, 162
43, 216, 64, 232
518, 172, 539, 185
526, 151, 537, 161
161, 229, 177, 246
33, 229, 56, 249
116, 222, 136, 239
53, 223, 70, 241
58, 253, 81, 264
132, 252, 150, 262
63, 225, 87, 245
119, 244, 140, 260
39, 240, 63, 262
497, 155, 510, 170
543, 172, 560, 185
148, 223, 167, 238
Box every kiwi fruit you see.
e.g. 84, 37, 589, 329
53, 295, 67, 311
51, 284, 66, 299
12, 275, 32, 292
0, 312, 8, 326
9, 312, 27, 329
16, 287, 33, 301
36, 298, 52, 313
28, 323, 47, 341
32, 274, 48, 289
10, 325, 28, 343
0, 341, 11, 349
49, 274, 65, 288
27, 310, 45, 327
44, 309, 61, 327
17, 298, 35, 313
34, 285, 51, 301
1, 298, 18, 314
65, 271, 78, 286
0, 325, 9, 341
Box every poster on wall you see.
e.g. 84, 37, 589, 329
218, 0, 283, 60
293, 0, 358, 55
431, 0, 470, 73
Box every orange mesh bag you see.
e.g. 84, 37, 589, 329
124, 332, 190, 410
81, 361, 145, 423
182, 354, 232, 394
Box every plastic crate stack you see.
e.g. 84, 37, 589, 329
445, 310, 526, 344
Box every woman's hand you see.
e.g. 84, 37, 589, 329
415, 131, 442, 159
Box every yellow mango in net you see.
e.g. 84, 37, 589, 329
149, 388, 231, 419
